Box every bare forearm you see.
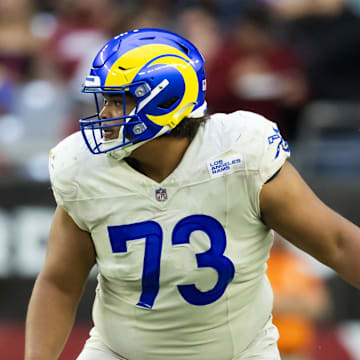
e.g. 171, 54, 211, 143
25, 275, 81, 360
291, 212, 360, 290
284, 215, 360, 290
331, 219, 360, 289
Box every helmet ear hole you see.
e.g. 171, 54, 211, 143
158, 96, 180, 109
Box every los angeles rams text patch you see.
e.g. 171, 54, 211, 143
207, 152, 243, 178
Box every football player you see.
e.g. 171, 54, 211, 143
25, 29, 360, 360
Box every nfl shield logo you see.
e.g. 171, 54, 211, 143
155, 188, 167, 202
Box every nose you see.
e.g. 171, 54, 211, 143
99, 104, 113, 120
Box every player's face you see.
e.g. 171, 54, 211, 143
99, 93, 137, 141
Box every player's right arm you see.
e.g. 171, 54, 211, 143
25, 206, 96, 360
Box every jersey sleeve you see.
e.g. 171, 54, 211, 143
258, 118, 290, 184
48, 133, 89, 231
229, 111, 291, 218
232, 111, 290, 184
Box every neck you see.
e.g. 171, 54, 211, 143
126, 136, 191, 183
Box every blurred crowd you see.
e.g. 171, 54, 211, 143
0, 0, 360, 179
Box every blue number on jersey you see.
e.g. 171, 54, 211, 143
172, 215, 235, 305
108, 221, 162, 309
108, 215, 235, 308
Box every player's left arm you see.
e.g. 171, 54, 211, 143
260, 161, 360, 289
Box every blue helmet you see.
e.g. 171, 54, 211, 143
79, 28, 206, 156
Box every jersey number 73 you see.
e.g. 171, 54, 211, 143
108, 215, 235, 309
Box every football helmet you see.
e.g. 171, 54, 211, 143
79, 28, 207, 158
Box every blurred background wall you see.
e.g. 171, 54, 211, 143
0, 0, 359, 359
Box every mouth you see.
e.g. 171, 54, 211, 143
103, 129, 118, 141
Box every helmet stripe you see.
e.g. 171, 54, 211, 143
105, 44, 192, 87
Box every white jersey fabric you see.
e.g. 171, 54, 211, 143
49, 111, 290, 360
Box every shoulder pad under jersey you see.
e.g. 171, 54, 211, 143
212, 111, 290, 183
48, 131, 92, 204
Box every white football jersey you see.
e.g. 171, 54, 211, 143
49, 111, 290, 360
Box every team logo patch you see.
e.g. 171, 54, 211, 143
267, 128, 290, 159
207, 151, 243, 178
155, 188, 168, 202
